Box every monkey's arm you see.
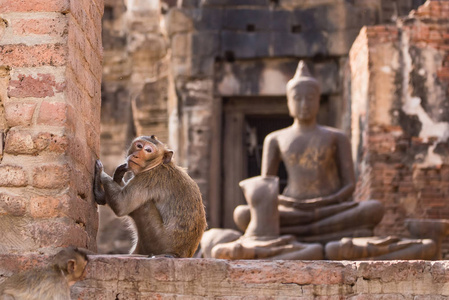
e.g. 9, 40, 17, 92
101, 173, 149, 217
113, 163, 128, 186
94, 160, 106, 205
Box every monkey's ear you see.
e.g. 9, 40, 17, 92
67, 259, 76, 275
163, 149, 174, 164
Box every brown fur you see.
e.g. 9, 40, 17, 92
0, 247, 88, 300
94, 136, 207, 257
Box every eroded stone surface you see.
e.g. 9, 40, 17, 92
4, 256, 448, 298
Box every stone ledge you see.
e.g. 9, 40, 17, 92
2, 255, 449, 299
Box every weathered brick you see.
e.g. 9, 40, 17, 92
67, 16, 86, 55
36, 101, 67, 126
4, 102, 37, 127
0, 0, 70, 13
11, 15, 68, 37
0, 165, 28, 187
8, 73, 65, 98
62, 191, 91, 225
0, 44, 67, 67
85, 124, 100, 156
34, 132, 68, 154
32, 164, 70, 189
5, 129, 68, 155
29, 219, 88, 248
0, 254, 51, 276
0, 192, 27, 216
29, 196, 62, 218
5, 129, 38, 155
92, 0, 104, 16
69, 1, 101, 58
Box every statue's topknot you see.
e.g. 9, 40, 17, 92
286, 61, 320, 93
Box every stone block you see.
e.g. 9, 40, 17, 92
172, 33, 191, 58
222, 8, 270, 31
221, 31, 270, 59
165, 8, 194, 36
278, 0, 340, 10
269, 10, 294, 32
270, 32, 309, 57
274, 9, 318, 33
271, 31, 327, 57
192, 32, 220, 57
191, 8, 223, 31
102, 31, 127, 51
314, 60, 340, 94
201, 0, 269, 7
171, 56, 192, 77
178, 0, 200, 8
327, 28, 363, 56
191, 56, 215, 77
345, 2, 379, 29
167, 8, 223, 35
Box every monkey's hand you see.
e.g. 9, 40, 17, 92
94, 160, 106, 205
113, 163, 128, 185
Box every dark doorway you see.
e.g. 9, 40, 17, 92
245, 115, 292, 193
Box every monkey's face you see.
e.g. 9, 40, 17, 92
127, 138, 161, 174
66, 253, 88, 286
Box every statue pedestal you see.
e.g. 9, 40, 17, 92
406, 219, 449, 260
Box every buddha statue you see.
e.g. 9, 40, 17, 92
233, 61, 384, 243
203, 61, 437, 261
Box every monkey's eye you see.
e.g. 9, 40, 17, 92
136, 142, 143, 149
145, 147, 152, 153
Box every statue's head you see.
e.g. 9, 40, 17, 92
286, 61, 320, 122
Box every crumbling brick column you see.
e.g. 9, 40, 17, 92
0, 0, 103, 254
350, 0, 449, 256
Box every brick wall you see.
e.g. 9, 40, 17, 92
350, 0, 449, 257
0, 0, 103, 254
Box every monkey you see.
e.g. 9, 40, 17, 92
93, 135, 207, 258
0, 247, 89, 300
